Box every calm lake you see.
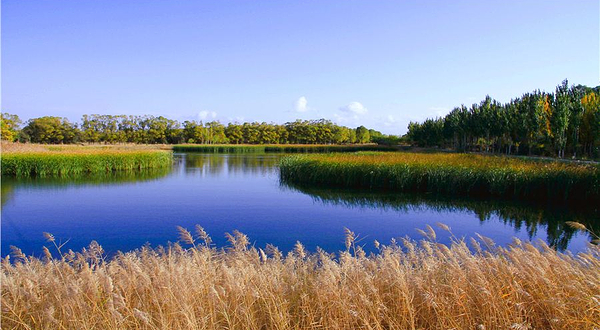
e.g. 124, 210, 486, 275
2, 153, 598, 257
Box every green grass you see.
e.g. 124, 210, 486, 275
172, 144, 396, 153
1, 150, 173, 177
264, 145, 396, 153
279, 152, 600, 204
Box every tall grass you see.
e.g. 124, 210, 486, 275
172, 144, 396, 153
264, 145, 396, 153
280, 152, 600, 204
2, 225, 598, 329
1, 150, 172, 177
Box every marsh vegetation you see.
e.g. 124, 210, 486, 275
1, 143, 172, 177
280, 152, 600, 204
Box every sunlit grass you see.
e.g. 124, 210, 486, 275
2, 225, 598, 329
1, 146, 173, 177
279, 152, 600, 204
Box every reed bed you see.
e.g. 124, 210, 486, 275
172, 144, 395, 153
1, 150, 172, 177
264, 145, 396, 153
2, 225, 599, 329
279, 152, 600, 204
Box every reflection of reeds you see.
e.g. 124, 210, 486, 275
1, 150, 172, 177
2, 226, 598, 329
280, 152, 600, 204
173, 144, 396, 153
281, 183, 599, 251
3, 166, 172, 186
1, 166, 172, 207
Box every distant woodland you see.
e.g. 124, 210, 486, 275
407, 80, 600, 158
0, 116, 399, 146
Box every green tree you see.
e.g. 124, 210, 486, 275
22, 117, 80, 144
225, 123, 244, 144
356, 126, 370, 144
552, 80, 571, 158
581, 91, 600, 156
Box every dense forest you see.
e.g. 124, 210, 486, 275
0, 115, 400, 145
407, 80, 600, 158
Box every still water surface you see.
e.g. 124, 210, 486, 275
2, 153, 597, 256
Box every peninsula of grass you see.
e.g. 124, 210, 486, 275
2, 225, 598, 329
279, 152, 600, 204
1, 148, 173, 177
172, 144, 396, 153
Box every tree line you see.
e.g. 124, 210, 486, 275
0, 114, 401, 145
407, 80, 600, 158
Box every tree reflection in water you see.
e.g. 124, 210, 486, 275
281, 183, 599, 251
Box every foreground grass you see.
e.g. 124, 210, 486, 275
172, 144, 396, 153
280, 152, 600, 204
1, 144, 172, 177
2, 225, 598, 329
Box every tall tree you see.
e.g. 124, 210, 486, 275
552, 80, 571, 158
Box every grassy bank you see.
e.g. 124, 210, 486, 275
172, 144, 396, 153
279, 152, 600, 204
1, 145, 173, 177
2, 225, 598, 329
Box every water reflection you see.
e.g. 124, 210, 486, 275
2, 153, 597, 257
179, 153, 280, 176
1, 167, 172, 205
282, 183, 599, 251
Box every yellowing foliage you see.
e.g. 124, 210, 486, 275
540, 95, 553, 137
581, 92, 600, 147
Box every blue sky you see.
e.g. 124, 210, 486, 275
2, 1, 598, 134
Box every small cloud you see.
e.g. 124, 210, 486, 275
333, 113, 360, 127
293, 96, 310, 113
428, 107, 449, 117
339, 102, 368, 115
198, 111, 217, 120
384, 115, 396, 126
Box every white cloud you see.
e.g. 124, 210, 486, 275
428, 107, 449, 117
384, 115, 396, 126
293, 96, 309, 112
339, 102, 368, 115
198, 111, 217, 120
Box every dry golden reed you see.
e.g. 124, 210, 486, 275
2, 225, 599, 329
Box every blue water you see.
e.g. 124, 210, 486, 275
1, 153, 597, 257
